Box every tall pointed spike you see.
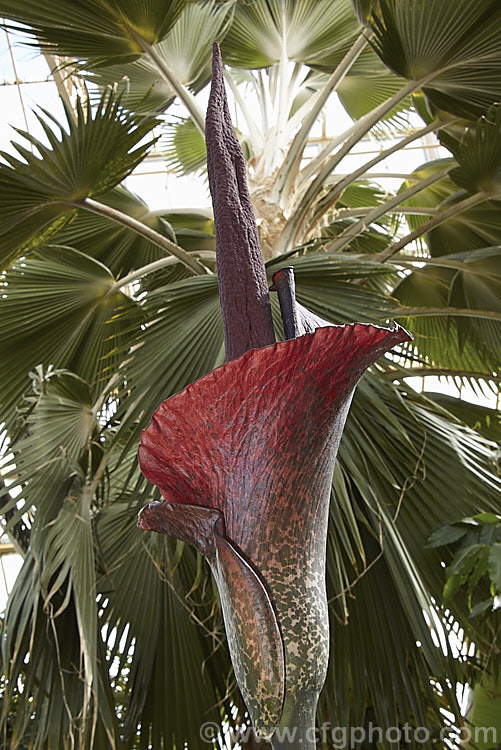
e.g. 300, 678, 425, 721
206, 42, 275, 361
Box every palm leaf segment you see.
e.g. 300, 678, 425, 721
0, 246, 138, 435
221, 0, 361, 68
366, 0, 501, 117
393, 105, 501, 374
0, 92, 158, 270
0, 0, 187, 63
88, 1, 235, 114
449, 103, 501, 194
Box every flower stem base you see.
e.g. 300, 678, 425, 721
271, 695, 318, 750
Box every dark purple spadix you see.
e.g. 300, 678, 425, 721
206, 42, 275, 361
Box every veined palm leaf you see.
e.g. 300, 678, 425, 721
2, 554, 120, 750
162, 207, 214, 236
221, 0, 361, 69
428, 198, 501, 257
423, 394, 500, 444
130, 207, 217, 287
345, 374, 500, 621
309, 182, 395, 259
393, 246, 501, 375
446, 248, 501, 358
323, 530, 463, 734
95, 501, 232, 748
397, 161, 459, 238
0, 0, 187, 64
0, 95, 157, 198
391, 151, 501, 377
337, 68, 412, 124
87, 0, 235, 114
0, 370, 97, 530
334, 179, 388, 211
88, 57, 177, 115
142, 208, 216, 271
0, 247, 138, 433
0, 92, 158, 270
449, 104, 501, 194
41, 498, 98, 732
163, 117, 207, 176
148, 0, 234, 92
396, 159, 501, 256
351, 0, 380, 24
50, 186, 180, 276
367, 0, 501, 118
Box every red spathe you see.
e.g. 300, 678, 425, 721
139, 321, 409, 548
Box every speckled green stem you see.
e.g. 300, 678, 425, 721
272, 695, 318, 750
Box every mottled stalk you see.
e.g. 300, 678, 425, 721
206, 42, 275, 361
272, 697, 318, 750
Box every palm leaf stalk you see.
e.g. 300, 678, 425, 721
76, 197, 208, 275
128, 32, 206, 134
272, 30, 371, 202
137, 44, 412, 749
376, 189, 497, 260
322, 164, 453, 253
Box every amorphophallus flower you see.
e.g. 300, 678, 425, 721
138, 44, 412, 749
